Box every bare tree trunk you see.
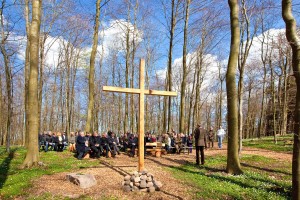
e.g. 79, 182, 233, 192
179, 0, 190, 134
238, 0, 256, 154
38, 34, 46, 134
187, 66, 197, 134
85, 0, 101, 133
282, 1, 300, 198
0, 1, 13, 153
167, 0, 179, 132
281, 57, 289, 135
21, 0, 41, 168
226, 0, 243, 175
49, 65, 58, 131
124, 11, 130, 134
217, 62, 225, 129
270, 59, 277, 143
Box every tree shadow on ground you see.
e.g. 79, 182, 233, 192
241, 162, 291, 175
0, 149, 16, 190
170, 164, 291, 199
146, 156, 224, 173
98, 160, 134, 176
148, 156, 291, 199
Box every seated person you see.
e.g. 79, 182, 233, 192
51, 132, 59, 151
163, 133, 171, 152
89, 132, 102, 158
100, 133, 110, 158
181, 133, 187, 146
150, 134, 156, 142
69, 132, 76, 152
108, 132, 120, 156
38, 132, 45, 151
175, 134, 182, 154
62, 132, 68, 150
128, 134, 138, 157
57, 132, 64, 152
76, 131, 90, 160
187, 134, 193, 153
121, 133, 129, 152
44, 132, 53, 152
170, 135, 176, 153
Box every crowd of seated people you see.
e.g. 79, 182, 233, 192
38, 131, 68, 152
76, 131, 121, 160
39, 129, 194, 159
118, 132, 138, 157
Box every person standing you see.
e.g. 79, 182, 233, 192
194, 124, 207, 165
207, 127, 214, 148
217, 126, 226, 149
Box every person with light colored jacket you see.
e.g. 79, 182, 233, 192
217, 126, 226, 149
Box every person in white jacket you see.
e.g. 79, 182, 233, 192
217, 126, 225, 149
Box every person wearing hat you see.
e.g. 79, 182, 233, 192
193, 124, 207, 165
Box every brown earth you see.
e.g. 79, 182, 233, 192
23, 145, 292, 200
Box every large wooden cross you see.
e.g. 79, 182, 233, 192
103, 58, 177, 172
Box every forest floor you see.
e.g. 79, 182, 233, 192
19, 144, 292, 200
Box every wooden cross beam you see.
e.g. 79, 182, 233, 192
103, 58, 177, 172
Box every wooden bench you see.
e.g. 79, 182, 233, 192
146, 148, 166, 157
181, 146, 192, 155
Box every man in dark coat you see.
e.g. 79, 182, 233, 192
89, 132, 102, 158
194, 124, 207, 165
128, 134, 138, 157
100, 133, 110, 158
76, 131, 90, 160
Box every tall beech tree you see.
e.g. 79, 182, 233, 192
179, 0, 190, 134
226, 0, 243, 175
282, 0, 300, 198
21, 0, 42, 168
85, 0, 102, 133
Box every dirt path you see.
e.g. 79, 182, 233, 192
24, 146, 292, 200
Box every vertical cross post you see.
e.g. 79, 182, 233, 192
139, 59, 145, 171
103, 58, 177, 172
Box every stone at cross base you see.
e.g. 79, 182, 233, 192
66, 173, 97, 189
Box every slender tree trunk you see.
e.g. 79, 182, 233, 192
85, 0, 101, 133
0, 1, 12, 153
282, 1, 300, 198
238, 0, 255, 154
258, 61, 267, 138
282, 58, 289, 135
270, 60, 277, 143
124, 13, 130, 134
226, 0, 243, 175
167, 0, 178, 132
179, 0, 190, 134
187, 67, 197, 134
38, 34, 46, 134
21, 0, 42, 168
49, 66, 58, 131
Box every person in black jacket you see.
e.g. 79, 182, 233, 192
108, 132, 120, 156
100, 133, 110, 158
89, 132, 102, 158
44, 132, 52, 152
52, 132, 59, 151
76, 131, 90, 160
128, 134, 138, 157
38, 133, 45, 151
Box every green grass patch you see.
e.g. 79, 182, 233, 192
243, 135, 293, 153
169, 154, 291, 200
0, 146, 101, 199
